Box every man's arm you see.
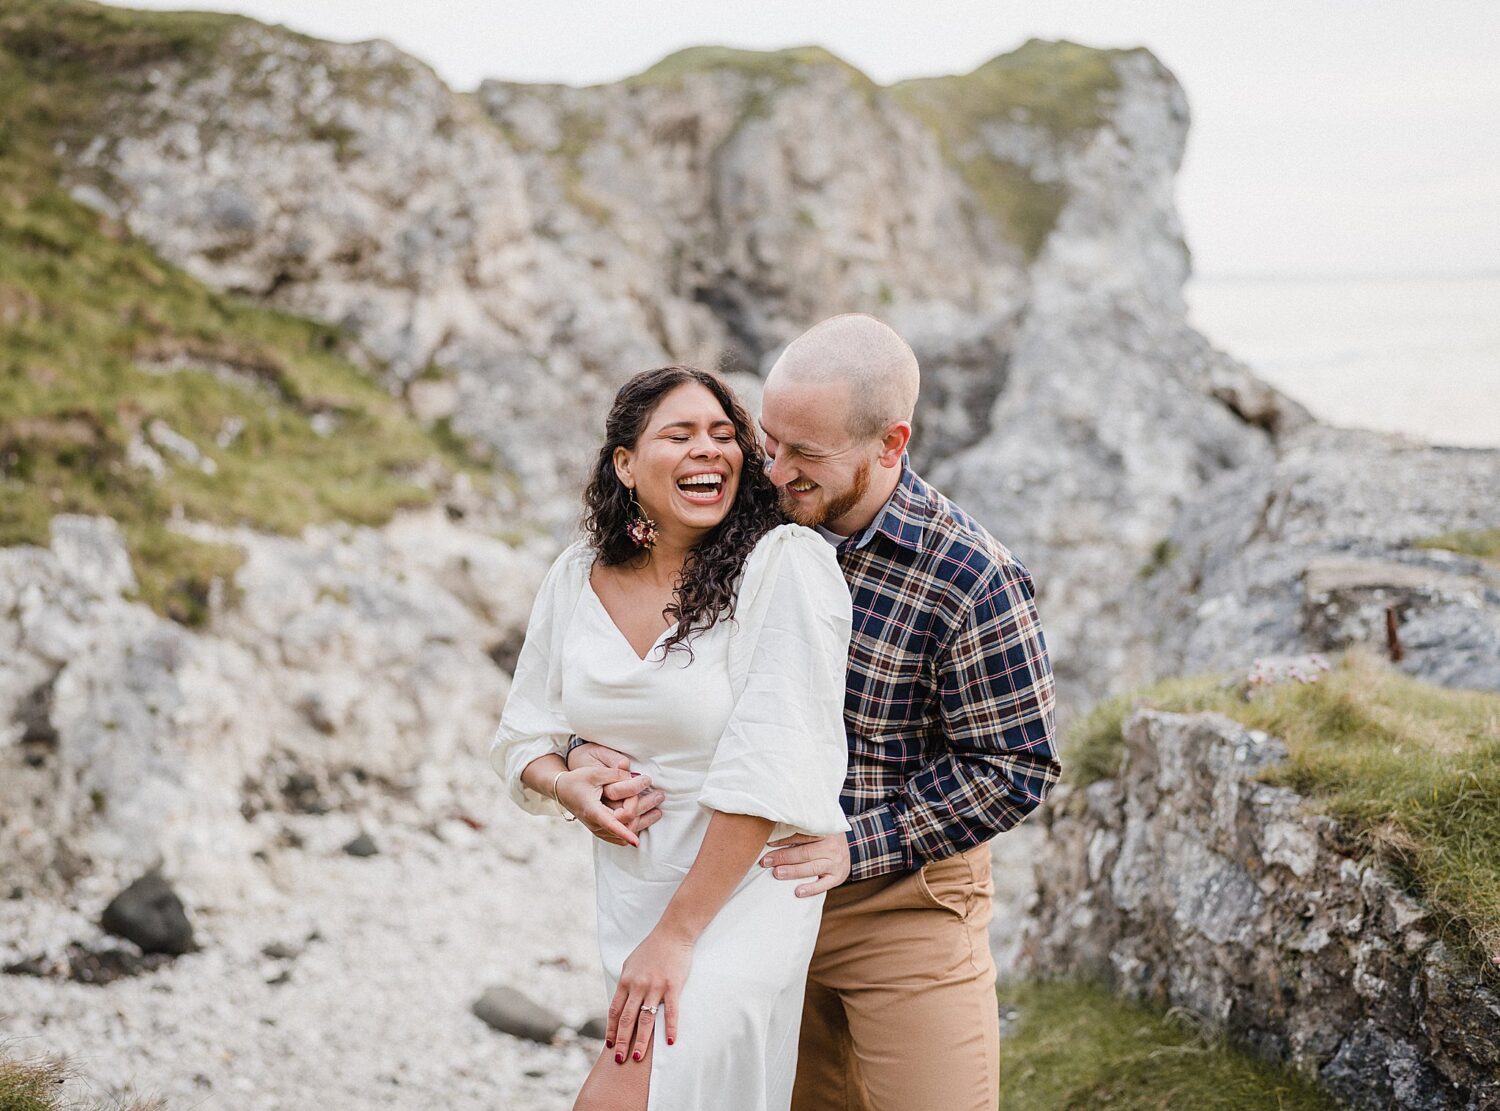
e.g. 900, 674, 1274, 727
768, 560, 1059, 890
844, 560, 1058, 881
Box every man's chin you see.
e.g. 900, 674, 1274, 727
778, 490, 826, 528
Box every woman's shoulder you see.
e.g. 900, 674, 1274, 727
748, 522, 834, 562
742, 523, 844, 593
537, 539, 594, 596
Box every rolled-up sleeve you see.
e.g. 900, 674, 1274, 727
487, 545, 584, 816
698, 526, 853, 839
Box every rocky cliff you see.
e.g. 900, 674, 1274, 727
42, 9, 1337, 709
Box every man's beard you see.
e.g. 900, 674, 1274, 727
778, 458, 871, 530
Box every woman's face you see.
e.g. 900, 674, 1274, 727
614, 383, 744, 544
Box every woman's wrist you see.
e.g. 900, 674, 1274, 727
520, 753, 567, 801
653, 910, 704, 945
550, 769, 580, 822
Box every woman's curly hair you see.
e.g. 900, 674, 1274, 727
583, 365, 785, 658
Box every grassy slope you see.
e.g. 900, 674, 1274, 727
892, 39, 1136, 258
1063, 650, 1500, 968
999, 980, 1337, 1111
0, 1, 487, 625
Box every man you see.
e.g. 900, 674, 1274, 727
568, 314, 1059, 1110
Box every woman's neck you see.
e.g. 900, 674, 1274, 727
620, 529, 698, 587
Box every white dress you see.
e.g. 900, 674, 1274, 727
490, 524, 853, 1111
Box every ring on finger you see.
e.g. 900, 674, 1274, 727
641, 1003, 659, 1015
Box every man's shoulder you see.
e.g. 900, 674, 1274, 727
904, 470, 1031, 602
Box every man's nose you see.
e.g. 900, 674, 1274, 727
767, 452, 793, 487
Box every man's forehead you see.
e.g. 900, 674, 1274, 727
759, 407, 840, 454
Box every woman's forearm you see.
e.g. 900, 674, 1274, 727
519, 752, 568, 802
656, 811, 775, 941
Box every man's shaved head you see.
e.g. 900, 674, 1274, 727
766, 314, 919, 441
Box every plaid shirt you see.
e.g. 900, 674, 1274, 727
830, 462, 1060, 882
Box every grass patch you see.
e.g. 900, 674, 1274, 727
0, 1047, 164, 1110
998, 979, 1337, 1110
1063, 650, 1500, 968
628, 44, 876, 98
1414, 528, 1500, 564
892, 39, 1135, 258
0, 2, 491, 626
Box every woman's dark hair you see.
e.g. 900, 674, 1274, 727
583, 365, 784, 657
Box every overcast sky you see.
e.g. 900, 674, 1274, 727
112, 0, 1500, 278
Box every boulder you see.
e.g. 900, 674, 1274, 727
99, 870, 196, 956
472, 985, 566, 1044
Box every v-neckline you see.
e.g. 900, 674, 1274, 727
583, 573, 678, 664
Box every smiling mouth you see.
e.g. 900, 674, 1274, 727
676, 474, 726, 502
787, 479, 818, 496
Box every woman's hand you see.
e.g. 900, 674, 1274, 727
555, 766, 650, 847
606, 925, 694, 1062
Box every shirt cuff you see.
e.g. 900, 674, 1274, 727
845, 805, 907, 882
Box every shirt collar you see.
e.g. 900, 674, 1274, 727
846, 455, 926, 553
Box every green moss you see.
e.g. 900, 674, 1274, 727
629, 44, 875, 97
552, 110, 613, 225
0, 3, 494, 629
1415, 528, 1500, 563
998, 980, 1337, 1110
892, 39, 1136, 258
1063, 650, 1500, 970
1138, 537, 1179, 579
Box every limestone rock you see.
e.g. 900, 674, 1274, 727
1019, 710, 1499, 1109
1138, 427, 1500, 693
0, 507, 542, 903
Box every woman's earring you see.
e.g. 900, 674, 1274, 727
625, 487, 658, 549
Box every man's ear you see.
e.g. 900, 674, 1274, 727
878, 422, 912, 468
612, 445, 634, 488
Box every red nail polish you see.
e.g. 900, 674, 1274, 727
633, 1051, 642, 1061
605, 1040, 613, 1048
614, 1053, 624, 1064
667, 1037, 675, 1046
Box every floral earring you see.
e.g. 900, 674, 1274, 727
625, 486, 658, 549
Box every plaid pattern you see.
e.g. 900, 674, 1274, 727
833, 463, 1059, 882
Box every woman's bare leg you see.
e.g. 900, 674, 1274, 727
573, 1040, 653, 1111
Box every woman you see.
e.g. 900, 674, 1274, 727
489, 366, 852, 1111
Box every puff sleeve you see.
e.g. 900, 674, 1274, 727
697, 524, 853, 839
487, 541, 590, 816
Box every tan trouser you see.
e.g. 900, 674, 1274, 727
790, 843, 1000, 1111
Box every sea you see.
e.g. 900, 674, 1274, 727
1184, 274, 1500, 449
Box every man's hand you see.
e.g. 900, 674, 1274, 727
759, 832, 851, 897
567, 741, 666, 841
553, 766, 645, 847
